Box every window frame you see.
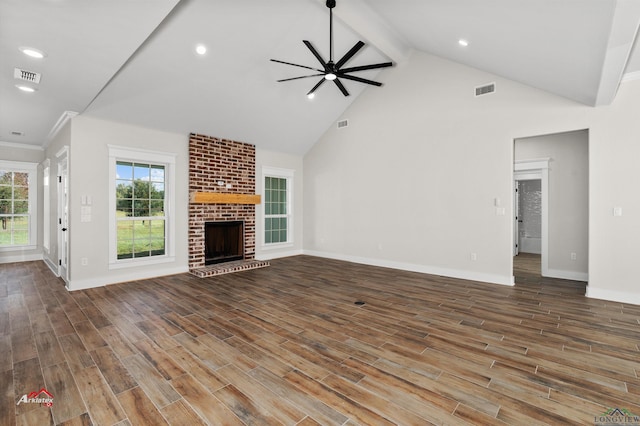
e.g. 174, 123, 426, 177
108, 145, 176, 269
0, 160, 38, 251
262, 166, 293, 248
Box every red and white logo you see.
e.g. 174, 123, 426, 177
17, 388, 54, 407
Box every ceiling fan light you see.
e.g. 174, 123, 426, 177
324, 73, 337, 81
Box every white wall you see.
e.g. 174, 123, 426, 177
0, 143, 45, 263
515, 130, 589, 280
62, 116, 190, 290
303, 49, 640, 305
255, 148, 304, 260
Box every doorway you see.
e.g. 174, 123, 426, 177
513, 130, 589, 285
514, 159, 548, 277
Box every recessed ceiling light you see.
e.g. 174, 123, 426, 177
15, 84, 36, 93
19, 47, 46, 59
195, 44, 207, 55
458, 39, 469, 47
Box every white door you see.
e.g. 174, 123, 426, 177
513, 180, 519, 256
57, 150, 69, 283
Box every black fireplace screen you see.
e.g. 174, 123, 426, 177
204, 221, 244, 265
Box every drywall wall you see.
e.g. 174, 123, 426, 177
303, 49, 640, 304
63, 116, 190, 290
255, 148, 304, 260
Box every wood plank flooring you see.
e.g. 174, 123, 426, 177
1, 255, 638, 425
513, 253, 587, 295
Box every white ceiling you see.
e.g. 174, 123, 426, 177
2, 0, 640, 154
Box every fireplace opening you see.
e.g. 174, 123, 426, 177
204, 221, 244, 265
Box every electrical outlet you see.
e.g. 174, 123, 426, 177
81, 257, 88, 266
570, 252, 577, 261
471, 252, 477, 261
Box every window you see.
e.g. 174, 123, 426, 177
263, 167, 293, 246
115, 161, 166, 259
108, 145, 175, 268
0, 161, 37, 250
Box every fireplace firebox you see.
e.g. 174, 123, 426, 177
204, 221, 244, 265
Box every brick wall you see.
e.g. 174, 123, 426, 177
188, 133, 256, 270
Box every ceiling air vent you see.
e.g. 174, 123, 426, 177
14, 68, 42, 84
337, 119, 349, 129
475, 82, 495, 97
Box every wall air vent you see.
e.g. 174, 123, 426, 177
475, 82, 495, 97
14, 68, 42, 84
11, 131, 24, 136
337, 119, 349, 129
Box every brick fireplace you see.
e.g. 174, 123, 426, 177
188, 133, 267, 276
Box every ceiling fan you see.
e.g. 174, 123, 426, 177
271, 0, 393, 98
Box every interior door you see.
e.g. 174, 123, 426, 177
57, 151, 69, 283
513, 180, 519, 256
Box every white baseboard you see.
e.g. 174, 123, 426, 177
0, 252, 43, 264
43, 256, 60, 276
303, 250, 513, 286
546, 268, 588, 282
256, 249, 303, 261
587, 287, 640, 306
67, 266, 189, 291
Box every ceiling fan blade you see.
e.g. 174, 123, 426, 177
339, 62, 393, 74
270, 59, 324, 72
333, 78, 350, 96
338, 73, 383, 87
335, 41, 365, 69
307, 78, 326, 96
277, 74, 325, 82
303, 40, 328, 69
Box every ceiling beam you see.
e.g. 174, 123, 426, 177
595, 0, 640, 106
313, 0, 411, 65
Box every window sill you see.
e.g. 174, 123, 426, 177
0, 244, 37, 252
109, 255, 176, 270
261, 242, 293, 251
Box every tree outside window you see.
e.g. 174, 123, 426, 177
0, 170, 31, 247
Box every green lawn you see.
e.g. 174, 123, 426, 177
0, 216, 28, 246
116, 211, 165, 258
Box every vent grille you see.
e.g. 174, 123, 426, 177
337, 119, 348, 129
11, 131, 24, 136
475, 83, 495, 97
14, 68, 41, 84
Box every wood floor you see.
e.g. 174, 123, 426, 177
1, 255, 639, 425
513, 252, 587, 295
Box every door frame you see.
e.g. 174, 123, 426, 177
56, 146, 69, 285
514, 158, 549, 277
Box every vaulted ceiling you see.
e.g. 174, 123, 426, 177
2, 0, 640, 154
